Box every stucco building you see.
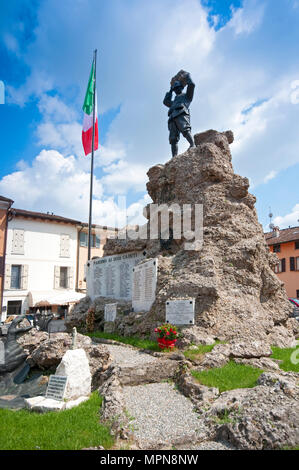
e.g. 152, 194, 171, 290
2, 209, 84, 321
76, 223, 117, 293
265, 226, 299, 298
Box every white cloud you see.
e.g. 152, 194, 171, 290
263, 170, 277, 183
4, 0, 299, 223
0, 149, 149, 227
274, 204, 299, 228
101, 160, 148, 194
229, 0, 265, 35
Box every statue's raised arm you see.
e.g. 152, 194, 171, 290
185, 73, 195, 103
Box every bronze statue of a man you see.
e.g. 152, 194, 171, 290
163, 71, 195, 157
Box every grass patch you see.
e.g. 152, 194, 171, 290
270, 346, 299, 373
84, 331, 160, 351
85, 331, 160, 351
0, 392, 114, 450
183, 341, 223, 362
191, 361, 263, 393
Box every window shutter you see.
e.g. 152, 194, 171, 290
67, 267, 74, 289
4, 264, 11, 290
54, 266, 60, 289
60, 234, 70, 258
290, 257, 295, 271
12, 229, 24, 254
0, 256, 4, 276
21, 265, 29, 290
281, 258, 286, 273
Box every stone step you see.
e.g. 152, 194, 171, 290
117, 360, 178, 386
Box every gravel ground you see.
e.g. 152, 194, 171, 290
176, 441, 237, 450
123, 382, 203, 445
106, 344, 158, 366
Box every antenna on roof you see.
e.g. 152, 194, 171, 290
268, 207, 274, 231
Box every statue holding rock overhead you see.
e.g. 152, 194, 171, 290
163, 70, 195, 157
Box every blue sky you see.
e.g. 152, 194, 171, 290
0, 0, 298, 229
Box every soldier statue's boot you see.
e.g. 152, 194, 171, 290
184, 131, 195, 149
171, 142, 178, 157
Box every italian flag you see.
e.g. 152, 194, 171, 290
82, 61, 99, 156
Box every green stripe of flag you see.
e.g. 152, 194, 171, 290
83, 61, 95, 116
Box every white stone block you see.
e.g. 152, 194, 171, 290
24, 396, 66, 412
24, 396, 45, 409
55, 348, 91, 400
65, 396, 89, 410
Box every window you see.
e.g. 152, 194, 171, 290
274, 258, 286, 273
273, 244, 281, 253
59, 267, 68, 288
7, 300, 22, 316
80, 232, 100, 248
290, 257, 299, 272
80, 232, 87, 247
94, 234, 100, 248
54, 266, 74, 289
297, 290, 299, 299
295, 241, 299, 250
11, 265, 21, 289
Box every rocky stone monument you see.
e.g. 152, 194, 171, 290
101, 129, 297, 347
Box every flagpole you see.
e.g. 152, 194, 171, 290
87, 49, 97, 261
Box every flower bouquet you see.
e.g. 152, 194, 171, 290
155, 323, 178, 350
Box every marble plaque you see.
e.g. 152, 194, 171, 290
46, 375, 67, 401
104, 303, 117, 322
87, 251, 146, 300
132, 258, 158, 312
166, 299, 195, 325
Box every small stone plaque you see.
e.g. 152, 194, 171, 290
46, 375, 67, 401
104, 303, 117, 322
166, 299, 195, 325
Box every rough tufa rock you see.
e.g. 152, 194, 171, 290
17, 329, 49, 355
65, 296, 132, 332
28, 332, 111, 390
103, 129, 294, 346
207, 371, 299, 450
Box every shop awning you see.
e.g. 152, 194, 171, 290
28, 290, 85, 307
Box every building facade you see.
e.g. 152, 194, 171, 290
76, 224, 116, 292
2, 209, 84, 321
0, 196, 14, 319
265, 226, 299, 298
